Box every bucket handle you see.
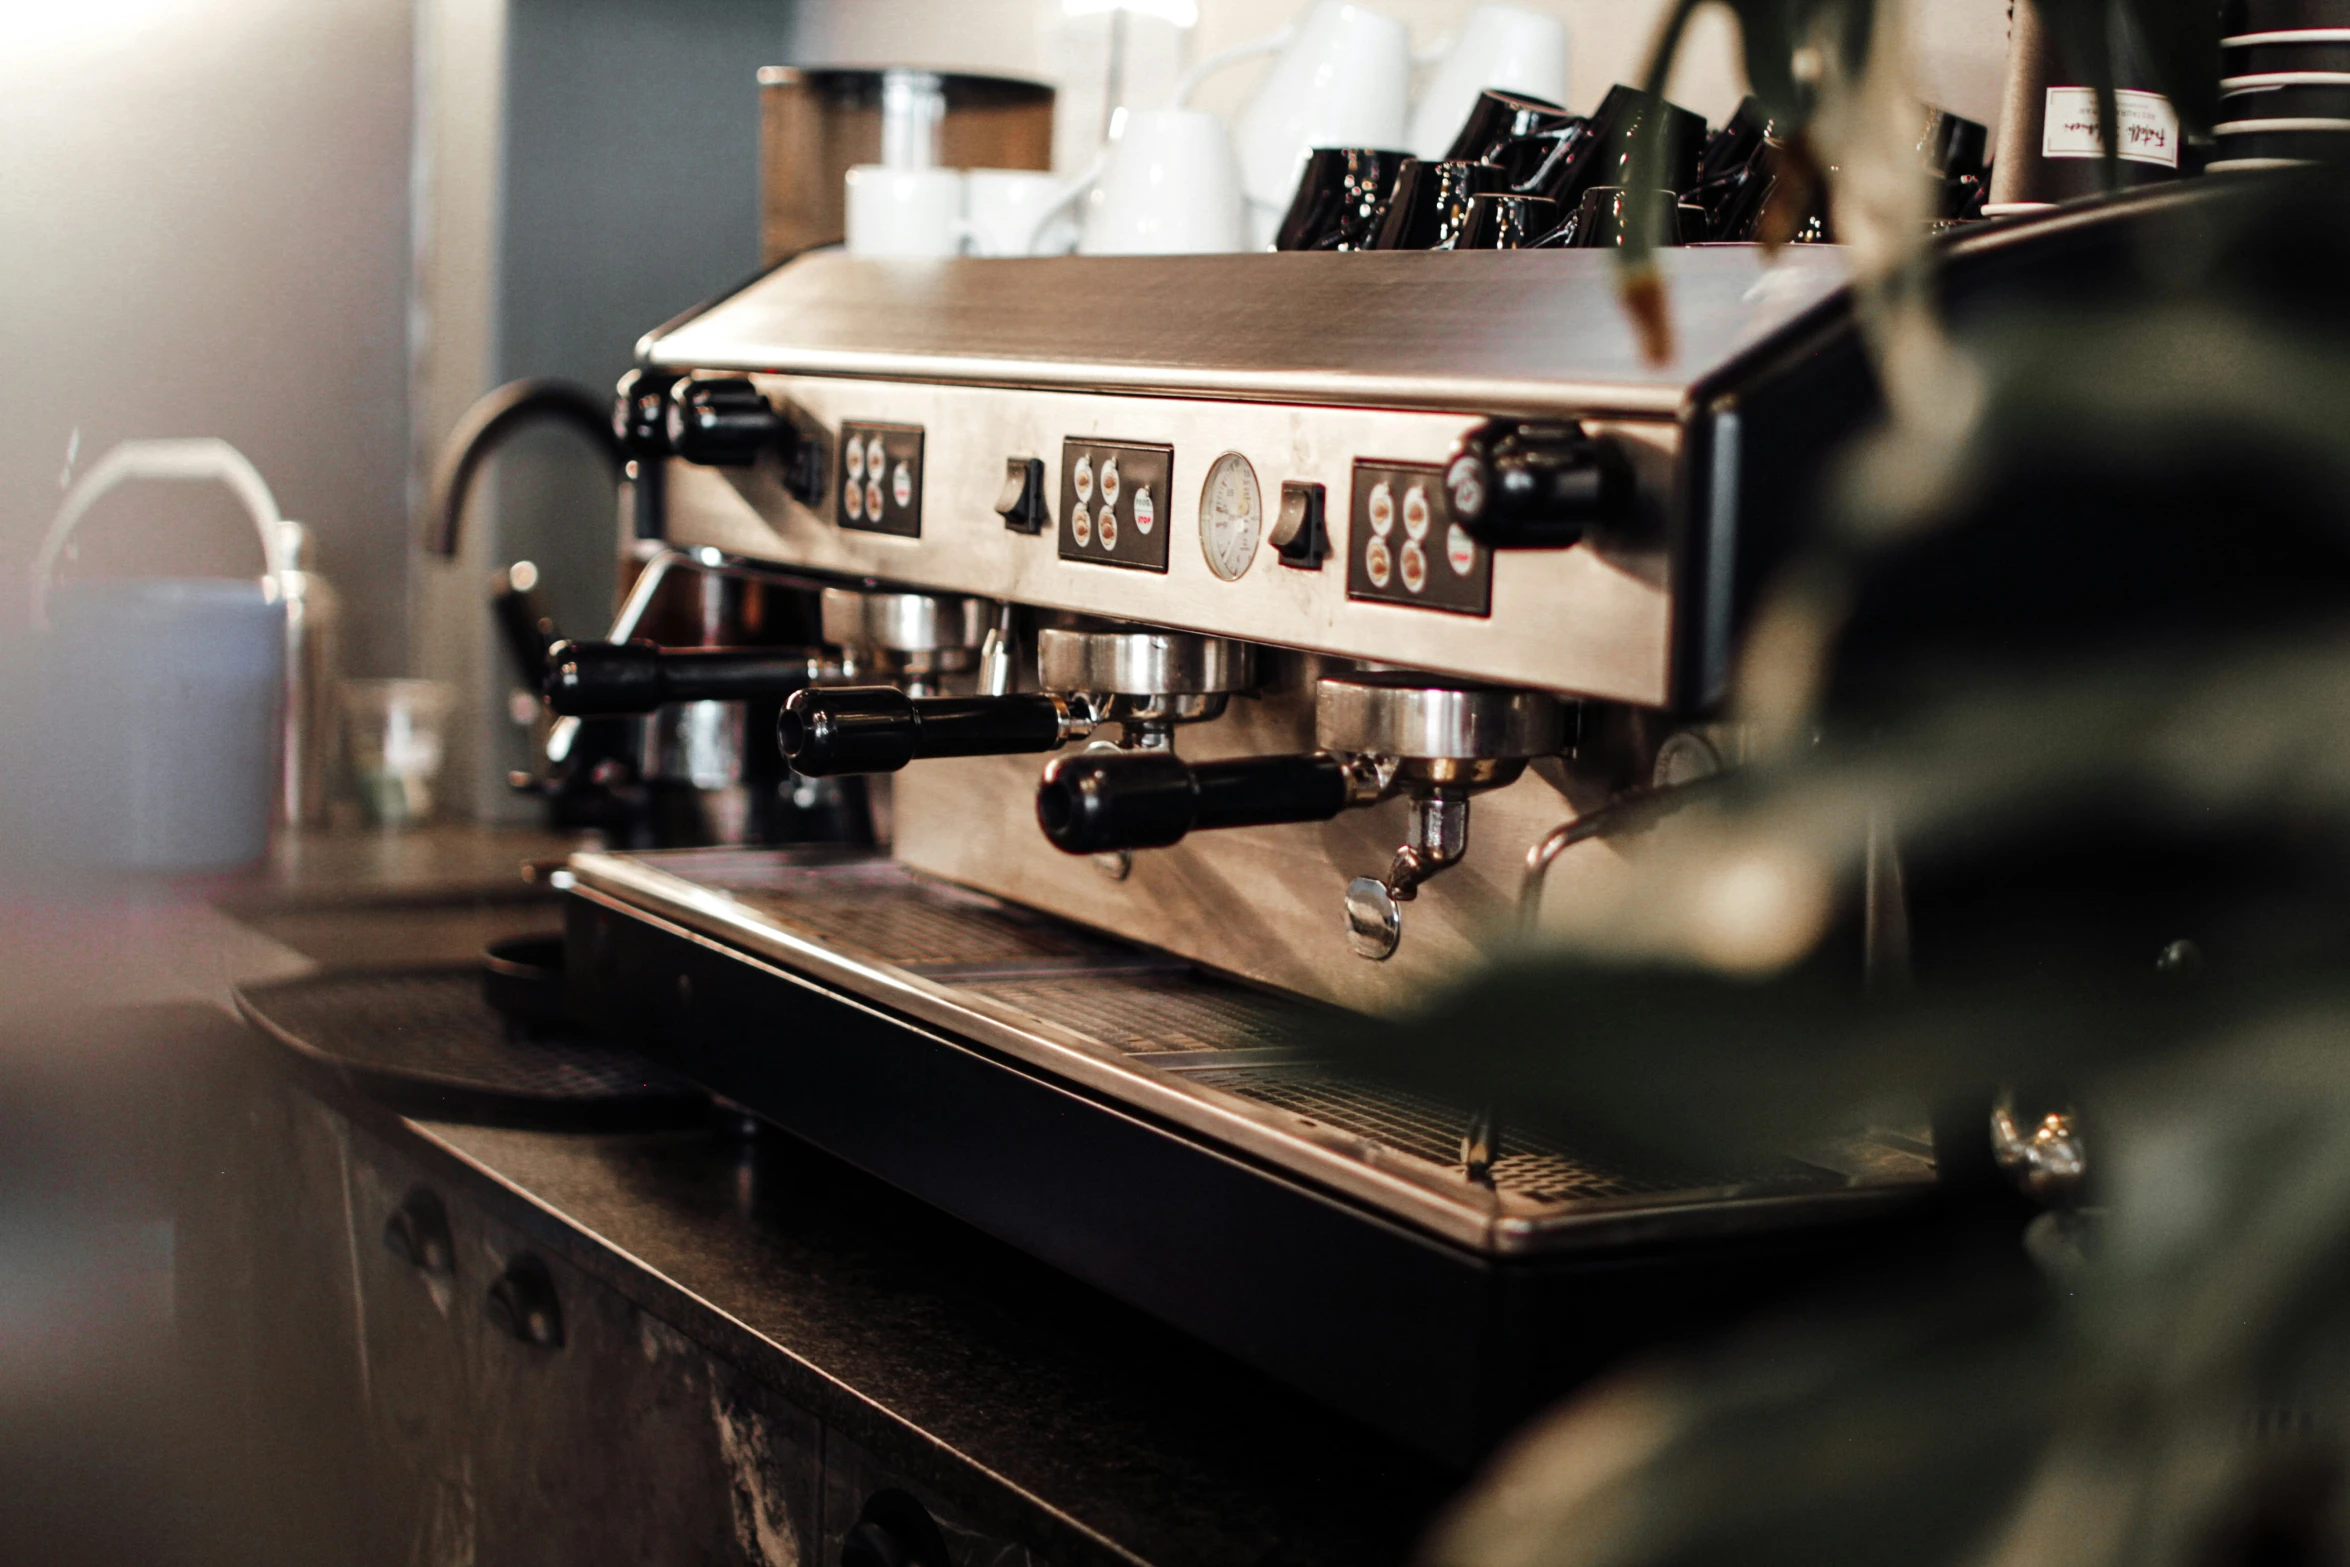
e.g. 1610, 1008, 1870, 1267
30, 438, 289, 632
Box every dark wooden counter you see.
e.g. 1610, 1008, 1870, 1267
148, 823, 1463, 1567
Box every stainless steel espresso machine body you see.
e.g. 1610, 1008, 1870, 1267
561, 245, 1920, 1463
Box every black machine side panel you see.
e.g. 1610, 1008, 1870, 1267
567, 890, 1909, 1465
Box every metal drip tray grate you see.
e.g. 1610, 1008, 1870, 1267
962, 973, 1308, 1055
1188, 1067, 1809, 1204
719, 862, 1124, 968
575, 847, 1888, 1241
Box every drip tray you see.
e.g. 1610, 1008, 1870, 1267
567, 847, 1928, 1257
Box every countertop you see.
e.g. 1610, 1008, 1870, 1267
210, 823, 1463, 1567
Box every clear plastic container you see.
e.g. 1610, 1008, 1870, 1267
340, 678, 454, 827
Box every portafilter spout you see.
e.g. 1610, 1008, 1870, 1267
1037, 672, 1569, 960
779, 627, 1254, 776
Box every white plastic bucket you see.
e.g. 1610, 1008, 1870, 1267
30, 440, 289, 871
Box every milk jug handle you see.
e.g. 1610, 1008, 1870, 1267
30, 438, 289, 631
1173, 23, 1297, 106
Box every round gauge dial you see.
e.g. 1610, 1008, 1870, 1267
1199, 452, 1263, 582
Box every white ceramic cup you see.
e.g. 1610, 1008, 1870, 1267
1222, 1, 1413, 247
1407, 5, 1572, 159
963, 169, 1079, 257
1077, 109, 1246, 255
844, 165, 965, 257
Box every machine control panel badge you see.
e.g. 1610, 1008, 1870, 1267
1347, 460, 1491, 615
1060, 439, 1171, 572
837, 421, 924, 538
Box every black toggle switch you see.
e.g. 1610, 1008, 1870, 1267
995, 456, 1049, 534
1443, 418, 1633, 549
1271, 480, 1328, 569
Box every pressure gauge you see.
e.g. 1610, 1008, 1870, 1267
1199, 452, 1262, 582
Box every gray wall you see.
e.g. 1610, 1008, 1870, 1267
412, 0, 793, 818
0, 1, 416, 673
489, 0, 792, 646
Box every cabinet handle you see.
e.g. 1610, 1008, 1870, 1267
841, 1493, 949, 1567
383, 1188, 455, 1276
485, 1254, 564, 1348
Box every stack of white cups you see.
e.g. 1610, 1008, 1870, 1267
845, 165, 1081, 258
844, 68, 1084, 258
842, 4, 1569, 259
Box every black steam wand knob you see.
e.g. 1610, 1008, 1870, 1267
1036, 751, 1380, 854
1442, 418, 1633, 550
664, 376, 789, 468
544, 639, 832, 717
780, 686, 1093, 776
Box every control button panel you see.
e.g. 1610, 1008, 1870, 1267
838, 421, 924, 538
1346, 459, 1492, 616
1059, 438, 1171, 572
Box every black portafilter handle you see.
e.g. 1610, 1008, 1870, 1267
779, 686, 1068, 776
1036, 751, 1351, 855
543, 639, 824, 717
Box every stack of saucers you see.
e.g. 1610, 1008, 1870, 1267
2217, 0, 2350, 170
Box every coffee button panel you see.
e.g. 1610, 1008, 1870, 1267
837, 421, 924, 537
1347, 458, 1491, 616
1059, 438, 1172, 572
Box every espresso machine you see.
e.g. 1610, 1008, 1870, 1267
557, 244, 1932, 1463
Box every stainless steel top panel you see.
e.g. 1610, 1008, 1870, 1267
644, 247, 1852, 418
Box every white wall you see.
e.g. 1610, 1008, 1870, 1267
0, 0, 417, 672
786, 0, 2015, 168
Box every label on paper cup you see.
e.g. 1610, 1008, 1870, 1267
2043, 87, 2180, 167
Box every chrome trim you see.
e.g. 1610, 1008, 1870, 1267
2221, 72, 2350, 87
2224, 28, 2350, 43
2214, 117, 2350, 133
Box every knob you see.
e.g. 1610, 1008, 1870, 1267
543, 639, 827, 716
1442, 419, 1632, 549
611, 367, 678, 459
839, 1494, 949, 1567
1037, 751, 1352, 854
485, 1254, 563, 1347
664, 376, 788, 467
780, 686, 1068, 776
383, 1187, 455, 1276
